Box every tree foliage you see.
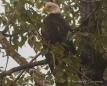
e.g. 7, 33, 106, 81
0, 0, 107, 86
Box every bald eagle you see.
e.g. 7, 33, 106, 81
42, 2, 76, 71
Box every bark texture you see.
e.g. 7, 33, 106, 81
79, 0, 107, 86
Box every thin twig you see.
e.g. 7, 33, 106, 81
70, 65, 92, 81
13, 53, 41, 83
75, 8, 96, 31
76, 3, 88, 14
3, 32, 19, 37
2, 12, 15, 34
62, 2, 75, 14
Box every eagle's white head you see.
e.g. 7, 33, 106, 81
42, 2, 60, 14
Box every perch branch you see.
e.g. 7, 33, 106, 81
0, 59, 47, 78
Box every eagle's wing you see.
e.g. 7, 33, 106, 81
41, 14, 76, 72
42, 14, 72, 44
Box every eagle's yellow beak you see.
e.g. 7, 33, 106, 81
42, 7, 47, 12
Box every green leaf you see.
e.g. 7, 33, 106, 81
63, 58, 71, 64
12, 36, 19, 51
19, 36, 27, 48
26, 10, 33, 17
26, 1, 34, 6
44, 65, 49, 70
10, 0, 17, 4
16, 2, 23, 10
67, 31, 73, 41
36, 0, 43, 9
77, 32, 89, 37
41, 49, 48, 56
34, 42, 42, 53
20, 13, 27, 22
46, 75, 53, 81
50, 50, 56, 66
56, 71, 64, 77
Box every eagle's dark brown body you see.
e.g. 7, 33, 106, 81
42, 13, 76, 71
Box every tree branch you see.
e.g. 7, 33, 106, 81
0, 32, 51, 86
0, 32, 28, 65
3, 33, 19, 37
0, 59, 47, 78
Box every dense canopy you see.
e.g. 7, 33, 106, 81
0, 0, 107, 86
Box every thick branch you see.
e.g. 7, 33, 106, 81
0, 59, 47, 78
0, 32, 28, 65
0, 32, 51, 86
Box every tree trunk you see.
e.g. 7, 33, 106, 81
79, 0, 107, 86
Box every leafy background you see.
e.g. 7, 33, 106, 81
0, 0, 107, 86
